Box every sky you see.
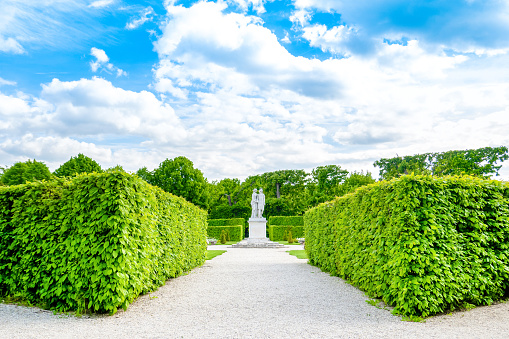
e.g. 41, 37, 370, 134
1, 0, 509, 181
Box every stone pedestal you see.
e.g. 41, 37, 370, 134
248, 217, 267, 241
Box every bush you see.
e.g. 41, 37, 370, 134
208, 218, 245, 226
268, 216, 304, 241
220, 230, 227, 244
304, 174, 509, 317
269, 226, 304, 241
207, 218, 245, 240
207, 225, 244, 242
268, 216, 304, 226
1, 159, 52, 186
0, 171, 207, 314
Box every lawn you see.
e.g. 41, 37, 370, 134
287, 250, 308, 259
206, 250, 227, 260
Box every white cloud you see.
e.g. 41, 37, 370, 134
0, 77, 16, 86
0, 35, 24, 54
302, 24, 355, 55
89, 47, 127, 77
88, 0, 115, 8
125, 6, 155, 30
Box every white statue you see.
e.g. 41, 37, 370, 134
250, 188, 265, 219
258, 188, 265, 218
251, 188, 258, 218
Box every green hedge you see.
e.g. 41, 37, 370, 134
0, 171, 207, 314
268, 216, 304, 226
305, 175, 509, 317
268, 226, 305, 241
208, 218, 245, 227
207, 225, 244, 241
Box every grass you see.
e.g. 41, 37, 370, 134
287, 250, 308, 259
277, 241, 303, 245
206, 250, 226, 260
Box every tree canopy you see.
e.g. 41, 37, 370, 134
142, 156, 210, 209
374, 146, 508, 180
1, 159, 52, 185
53, 153, 102, 177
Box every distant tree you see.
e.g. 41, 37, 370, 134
260, 169, 308, 199
337, 171, 376, 196
106, 165, 125, 172
53, 153, 102, 177
136, 167, 155, 184
152, 156, 210, 209
212, 178, 241, 206
1, 159, 52, 185
374, 146, 508, 180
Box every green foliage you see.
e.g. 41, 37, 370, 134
53, 154, 102, 177
1, 159, 52, 186
0, 171, 207, 314
336, 171, 376, 196
269, 226, 304, 241
374, 146, 508, 180
150, 156, 210, 209
287, 231, 294, 244
219, 230, 227, 244
269, 216, 304, 226
208, 204, 251, 221
304, 174, 509, 317
208, 218, 245, 227
207, 226, 244, 242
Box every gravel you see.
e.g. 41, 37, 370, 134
1, 245, 508, 338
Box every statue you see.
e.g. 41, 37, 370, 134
251, 188, 258, 218
250, 188, 265, 219
258, 188, 265, 218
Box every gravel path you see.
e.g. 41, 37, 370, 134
1, 245, 508, 338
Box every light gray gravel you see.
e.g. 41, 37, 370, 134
1, 245, 508, 338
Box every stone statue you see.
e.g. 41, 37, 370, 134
258, 188, 265, 218
251, 188, 258, 218
250, 188, 266, 219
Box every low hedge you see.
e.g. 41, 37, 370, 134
0, 171, 207, 314
268, 216, 304, 226
268, 226, 305, 241
208, 218, 245, 227
305, 174, 509, 317
207, 225, 244, 241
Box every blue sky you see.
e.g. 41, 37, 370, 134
1, 0, 509, 180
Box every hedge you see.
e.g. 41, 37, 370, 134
267, 216, 304, 241
208, 218, 245, 227
268, 226, 305, 241
207, 225, 244, 241
304, 174, 509, 317
268, 216, 304, 226
0, 171, 207, 314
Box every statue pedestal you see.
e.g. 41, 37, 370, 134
230, 217, 284, 248
248, 217, 267, 241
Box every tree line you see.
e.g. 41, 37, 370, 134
1, 146, 507, 220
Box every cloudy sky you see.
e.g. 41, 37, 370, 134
1, 0, 509, 181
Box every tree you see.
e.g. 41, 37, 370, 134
260, 169, 308, 199
1, 159, 52, 185
54, 153, 102, 177
213, 178, 241, 206
336, 171, 375, 196
136, 167, 154, 184
374, 146, 508, 180
152, 156, 210, 209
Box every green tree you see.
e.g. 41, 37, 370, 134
374, 146, 508, 180
1, 159, 52, 185
54, 153, 102, 177
136, 167, 154, 184
337, 171, 376, 196
260, 169, 308, 199
152, 156, 209, 209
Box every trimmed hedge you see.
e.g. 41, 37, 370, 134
268, 216, 304, 226
207, 225, 244, 241
268, 226, 305, 241
208, 218, 245, 227
207, 218, 245, 240
268, 216, 304, 241
305, 174, 509, 317
0, 171, 207, 314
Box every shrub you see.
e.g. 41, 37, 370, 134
220, 230, 227, 244
269, 226, 304, 241
206, 225, 244, 242
1, 159, 52, 186
304, 174, 509, 317
0, 171, 207, 314
268, 216, 304, 226
208, 218, 245, 226
287, 231, 294, 244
